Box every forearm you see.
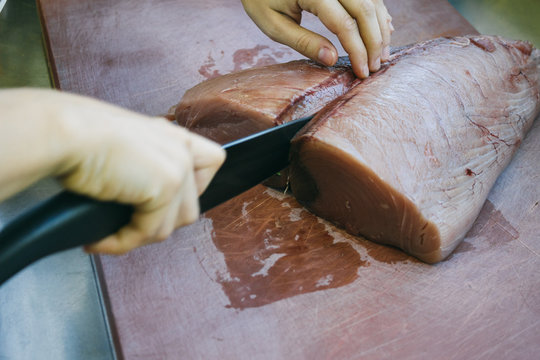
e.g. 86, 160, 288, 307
0, 88, 75, 201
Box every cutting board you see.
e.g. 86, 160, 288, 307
37, 0, 540, 359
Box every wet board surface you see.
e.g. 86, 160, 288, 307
37, 0, 540, 359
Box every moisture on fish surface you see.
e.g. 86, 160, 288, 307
290, 35, 540, 263
175, 58, 356, 144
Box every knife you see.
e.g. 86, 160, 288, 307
0, 115, 312, 285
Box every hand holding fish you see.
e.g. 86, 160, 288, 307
241, 0, 393, 79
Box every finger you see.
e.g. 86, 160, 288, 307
340, 0, 384, 72
84, 161, 190, 255
154, 172, 199, 241
173, 169, 200, 227
158, 121, 225, 195
85, 148, 202, 254
85, 193, 187, 256
307, 0, 369, 78
84, 225, 147, 255
185, 134, 225, 195
373, 0, 392, 61
84, 209, 164, 255
254, 8, 338, 67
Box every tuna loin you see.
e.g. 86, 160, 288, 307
289, 35, 540, 263
175, 58, 356, 144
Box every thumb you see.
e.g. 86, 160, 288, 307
173, 126, 226, 195
253, 9, 338, 67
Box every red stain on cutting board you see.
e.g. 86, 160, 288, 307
198, 54, 223, 80
203, 187, 417, 309
198, 44, 292, 80
232, 45, 285, 71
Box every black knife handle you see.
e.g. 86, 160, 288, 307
0, 192, 133, 285
0, 172, 258, 285
0, 182, 235, 286
0, 115, 313, 286
0, 189, 225, 286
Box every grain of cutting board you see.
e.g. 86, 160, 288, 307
37, 0, 540, 358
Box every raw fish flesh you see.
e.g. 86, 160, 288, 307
289, 35, 540, 263
175, 58, 356, 144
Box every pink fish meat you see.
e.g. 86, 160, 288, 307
289, 35, 540, 263
175, 58, 356, 144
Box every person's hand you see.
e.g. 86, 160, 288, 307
0, 89, 225, 255
57, 93, 226, 255
242, 0, 393, 79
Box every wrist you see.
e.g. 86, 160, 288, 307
48, 92, 92, 178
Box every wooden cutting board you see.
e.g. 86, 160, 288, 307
37, 0, 540, 358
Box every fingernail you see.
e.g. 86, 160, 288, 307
383, 46, 390, 60
318, 47, 335, 66
389, 22, 395, 32
362, 64, 370, 78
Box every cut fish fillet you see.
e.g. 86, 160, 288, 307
289, 35, 540, 263
175, 58, 356, 144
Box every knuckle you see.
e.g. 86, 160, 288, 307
341, 15, 358, 32
165, 168, 184, 189
356, 0, 376, 17
294, 32, 316, 54
163, 164, 191, 192
365, 35, 384, 52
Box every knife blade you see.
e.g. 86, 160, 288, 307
0, 115, 312, 285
